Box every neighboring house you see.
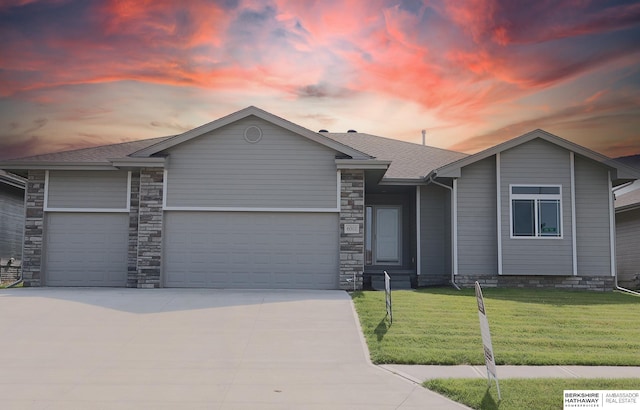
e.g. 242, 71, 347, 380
614, 154, 640, 290
0, 106, 637, 290
0, 170, 25, 259
0, 170, 25, 283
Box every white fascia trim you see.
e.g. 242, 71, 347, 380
608, 171, 616, 277
45, 208, 130, 213
378, 178, 423, 185
335, 159, 391, 169
109, 157, 165, 168
336, 170, 341, 211
496, 153, 502, 275
452, 178, 458, 276
163, 206, 340, 213
416, 185, 421, 276
570, 152, 577, 276
3, 163, 118, 171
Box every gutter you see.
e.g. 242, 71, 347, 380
426, 174, 460, 290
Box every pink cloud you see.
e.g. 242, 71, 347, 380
1, 0, 639, 159
448, 93, 640, 157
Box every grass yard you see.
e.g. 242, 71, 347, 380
352, 288, 640, 365
425, 378, 640, 410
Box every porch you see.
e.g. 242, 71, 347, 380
362, 181, 453, 290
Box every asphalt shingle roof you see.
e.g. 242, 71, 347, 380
4, 136, 172, 163
1, 131, 467, 180
325, 132, 468, 179
616, 188, 640, 210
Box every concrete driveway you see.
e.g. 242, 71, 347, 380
0, 288, 467, 409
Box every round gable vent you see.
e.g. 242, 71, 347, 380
244, 126, 262, 143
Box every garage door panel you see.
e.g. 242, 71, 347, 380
165, 212, 339, 289
45, 213, 128, 287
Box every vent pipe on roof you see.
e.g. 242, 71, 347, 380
421, 129, 426, 146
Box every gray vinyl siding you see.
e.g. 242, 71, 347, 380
0, 185, 24, 259
501, 139, 573, 275
457, 157, 498, 275
420, 184, 450, 275
165, 116, 338, 208
574, 156, 612, 276
47, 170, 129, 209
616, 208, 640, 287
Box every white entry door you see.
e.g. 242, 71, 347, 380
375, 206, 401, 264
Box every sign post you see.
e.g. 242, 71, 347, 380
475, 281, 501, 400
384, 271, 392, 324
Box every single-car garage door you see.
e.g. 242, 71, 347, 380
45, 213, 128, 286
164, 212, 339, 289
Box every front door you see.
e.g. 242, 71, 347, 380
374, 206, 402, 265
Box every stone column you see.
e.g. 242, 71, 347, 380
339, 170, 365, 290
127, 171, 140, 288
136, 168, 163, 288
22, 170, 46, 287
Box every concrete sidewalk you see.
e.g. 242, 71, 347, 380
382, 364, 640, 384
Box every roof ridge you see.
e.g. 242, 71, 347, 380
327, 132, 468, 156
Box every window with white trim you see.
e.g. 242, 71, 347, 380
510, 185, 562, 238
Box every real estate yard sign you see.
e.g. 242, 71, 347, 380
475, 281, 501, 400
384, 271, 392, 324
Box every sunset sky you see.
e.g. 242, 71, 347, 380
1, 0, 639, 160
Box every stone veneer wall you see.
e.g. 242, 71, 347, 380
136, 168, 163, 288
455, 274, 615, 291
127, 171, 140, 288
418, 274, 450, 287
22, 170, 45, 287
339, 170, 365, 290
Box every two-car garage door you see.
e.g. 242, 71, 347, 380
164, 212, 339, 289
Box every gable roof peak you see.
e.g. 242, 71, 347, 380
433, 128, 639, 182
130, 106, 372, 160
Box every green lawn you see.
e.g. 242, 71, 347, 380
425, 378, 640, 410
352, 288, 640, 365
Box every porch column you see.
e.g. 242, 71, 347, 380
21, 170, 46, 287
136, 168, 164, 288
339, 169, 365, 290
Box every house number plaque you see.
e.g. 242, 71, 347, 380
344, 224, 359, 234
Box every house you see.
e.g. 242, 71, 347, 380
0, 170, 25, 283
0, 106, 637, 290
614, 155, 640, 290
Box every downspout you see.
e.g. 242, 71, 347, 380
427, 174, 460, 290
611, 178, 640, 296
